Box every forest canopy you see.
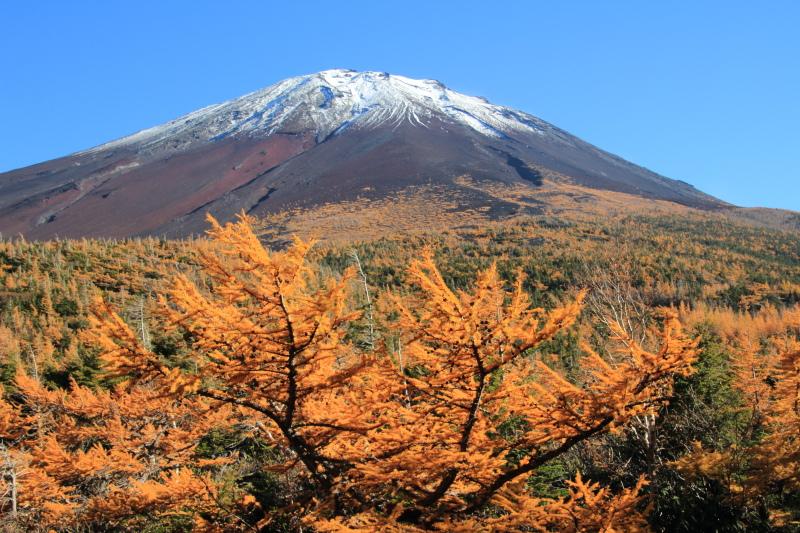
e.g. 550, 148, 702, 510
0, 212, 798, 531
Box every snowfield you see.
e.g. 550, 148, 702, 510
87, 69, 555, 153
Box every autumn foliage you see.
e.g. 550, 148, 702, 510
673, 305, 800, 526
0, 212, 747, 531
0, 370, 233, 529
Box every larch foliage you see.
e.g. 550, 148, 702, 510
6, 214, 700, 531
0, 371, 234, 530
84, 214, 396, 529
672, 305, 800, 527
318, 250, 696, 530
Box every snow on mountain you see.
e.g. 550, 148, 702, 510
0, 68, 728, 240
88, 69, 554, 154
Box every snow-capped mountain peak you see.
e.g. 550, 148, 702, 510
1, 69, 725, 240
91, 69, 551, 153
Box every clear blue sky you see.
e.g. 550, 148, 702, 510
2, 1, 798, 210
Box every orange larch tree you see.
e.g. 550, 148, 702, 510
79, 214, 698, 531
314, 251, 697, 530
0, 368, 236, 531
673, 306, 800, 527
84, 214, 399, 529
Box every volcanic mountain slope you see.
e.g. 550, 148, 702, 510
0, 69, 728, 239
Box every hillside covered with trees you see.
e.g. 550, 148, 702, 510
0, 211, 798, 532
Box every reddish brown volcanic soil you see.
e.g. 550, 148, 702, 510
0, 134, 314, 239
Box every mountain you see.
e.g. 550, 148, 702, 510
0, 69, 728, 239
